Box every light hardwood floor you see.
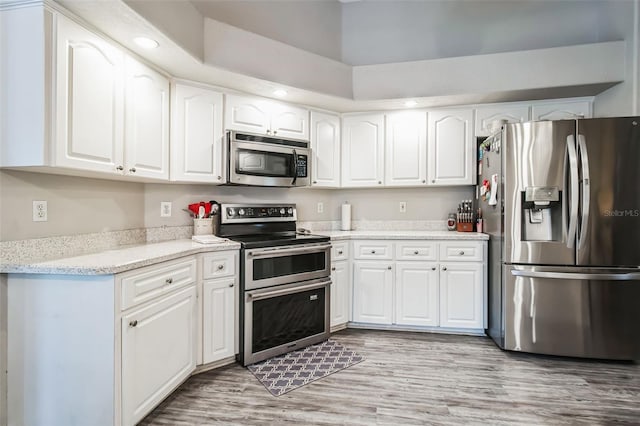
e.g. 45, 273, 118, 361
141, 329, 640, 425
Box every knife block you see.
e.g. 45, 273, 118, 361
456, 222, 474, 232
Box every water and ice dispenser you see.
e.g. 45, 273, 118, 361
521, 186, 562, 241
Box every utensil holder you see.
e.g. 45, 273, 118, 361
193, 218, 214, 235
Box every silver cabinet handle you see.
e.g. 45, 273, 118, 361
273, 130, 277, 135
129, 320, 138, 327
459, 251, 465, 255
378, 181, 382, 184
129, 167, 136, 173
266, 129, 271, 134
422, 180, 426, 183
371, 250, 376, 254
313, 180, 317, 184
387, 266, 392, 270
217, 264, 224, 270
228, 283, 234, 287
217, 175, 222, 180
442, 266, 447, 271
414, 250, 419, 255
165, 278, 173, 284
431, 267, 436, 271
338, 250, 343, 255
331, 267, 336, 271
116, 165, 124, 171
432, 179, 435, 183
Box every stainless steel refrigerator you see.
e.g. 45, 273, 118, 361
480, 117, 640, 360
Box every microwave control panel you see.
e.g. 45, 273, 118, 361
296, 155, 308, 177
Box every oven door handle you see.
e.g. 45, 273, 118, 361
246, 279, 332, 301
247, 243, 332, 257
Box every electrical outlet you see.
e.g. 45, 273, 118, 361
399, 201, 407, 213
160, 201, 172, 217
33, 200, 47, 222
317, 202, 324, 213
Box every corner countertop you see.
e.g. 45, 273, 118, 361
1, 239, 241, 276
319, 230, 489, 241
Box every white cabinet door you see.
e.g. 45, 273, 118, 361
330, 260, 350, 327
310, 111, 341, 187
439, 263, 483, 329
202, 278, 237, 364
395, 262, 439, 327
55, 14, 124, 173
224, 94, 271, 135
385, 111, 427, 186
124, 56, 169, 180
271, 103, 309, 140
171, 83, 225, 183
352, 261, 393, 324
121, 286, 197, 426
427, 108, 474, 185
532, 99, 592, 120
475, 104, 530, 137
342, 114, 385, 187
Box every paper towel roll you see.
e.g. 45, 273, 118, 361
341, 203, 351, 231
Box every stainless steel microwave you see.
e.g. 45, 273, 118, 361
226, 131, 310, 187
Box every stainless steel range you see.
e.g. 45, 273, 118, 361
217, 203, 331, 366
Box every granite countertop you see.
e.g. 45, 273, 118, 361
320, 230, 489, 241
2, 239, 241, 275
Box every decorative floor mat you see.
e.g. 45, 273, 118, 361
247, 339, 365, 396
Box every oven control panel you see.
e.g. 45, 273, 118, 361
222, 204, 296, 221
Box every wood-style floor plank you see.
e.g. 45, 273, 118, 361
140, 329, 640, 425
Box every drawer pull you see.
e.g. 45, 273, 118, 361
414, 250, 419, 255
338, 250, 343, 255
459, 251, 465, 255
442, 266, 448, 271
217, 264, 225, 270
165, 278, 173, 284
371, 250, 376, 254
331, 267, 336, 271
129, 320, 138, 327
387, 266, 392, 270
431, 267, 436, 271
229, 283, 234, 288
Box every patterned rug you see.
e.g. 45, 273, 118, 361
247, 339, 365, 396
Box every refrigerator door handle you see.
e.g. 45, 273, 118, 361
565, 135, 579, 248
577, 134, 590, 249
511, 270, 640, 281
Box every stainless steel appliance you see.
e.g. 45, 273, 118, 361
226, 131, 310, 187
217, 203, 331, 365
480, 117, 640, 360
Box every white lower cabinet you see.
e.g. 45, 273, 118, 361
351, 240, 486, 331
330, 260, 350, 328
439, 263, 484, 329
202, 278, 237, 364
395, 262, 439, 327
121, 285, 197, 426
352, 261, 393, 324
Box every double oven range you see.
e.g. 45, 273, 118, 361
217, 203, 331, 366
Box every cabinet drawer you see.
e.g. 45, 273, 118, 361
396, 241, 437, 261
120, 257, 197, 311
202, 251, 236, 279
439, 241, 483, 262
332, 242, 349, 261
353, 241, 393, 260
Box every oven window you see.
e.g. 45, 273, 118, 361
253, 252, 326, 281
252, 287, 326, 354
236, 149, 293, 177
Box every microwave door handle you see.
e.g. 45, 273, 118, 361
291, 149, 298, 185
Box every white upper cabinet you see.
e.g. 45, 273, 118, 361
385, 111, 427, 186
474, 104, 530, 137
171, 83, 225, 183
427, 108, 474, 186
55, 14, 125, 174
124, 56, 170, 180
224, 94, 309, 140
310, 111, 341, 187
531, 99, 592, 121
342, 114, 385, 187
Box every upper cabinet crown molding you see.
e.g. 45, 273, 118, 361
531, 99, 592, 121
224, 93, 310, 140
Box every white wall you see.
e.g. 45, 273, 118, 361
0, 171, 145, 241
341, 0, 623, 66
190, 0, 342, 62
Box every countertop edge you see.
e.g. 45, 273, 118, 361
325, 231, 490, 241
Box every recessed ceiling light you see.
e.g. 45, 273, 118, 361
404, 100, 418, 107
273, 89, 288, 98
133, 36, 159, 49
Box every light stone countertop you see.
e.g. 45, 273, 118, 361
320, 230, 489, 241
1, 239, 240, 275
